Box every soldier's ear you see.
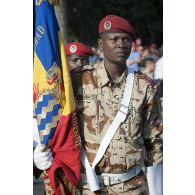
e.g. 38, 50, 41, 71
98, 39, 103, 51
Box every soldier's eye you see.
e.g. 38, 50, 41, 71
125, 38, 131, 42
110, 38, 117, 41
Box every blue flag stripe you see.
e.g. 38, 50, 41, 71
34, 1, 60, 71
35, 94, 54, 115
42, 127, 56, 145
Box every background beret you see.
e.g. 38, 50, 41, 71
64, 42, 92, 56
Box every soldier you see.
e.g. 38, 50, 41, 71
73, 15, 162, 195
64, 42, 92, 75
34, 15, 163, 195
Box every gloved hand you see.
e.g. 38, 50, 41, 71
34, 143, 53, 170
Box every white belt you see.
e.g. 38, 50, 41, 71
80, 165, 142, 186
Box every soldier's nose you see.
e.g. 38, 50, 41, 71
117, 40, 125, 47
76, 59, 82, 67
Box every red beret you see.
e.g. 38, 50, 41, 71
99, 15, 135, 39
64, 42, 92, 56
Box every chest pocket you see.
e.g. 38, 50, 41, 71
76, 94, 100, 137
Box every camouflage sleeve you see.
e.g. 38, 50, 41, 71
142, 85, 163, 167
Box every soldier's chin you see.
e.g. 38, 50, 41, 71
114, 57, 127, 65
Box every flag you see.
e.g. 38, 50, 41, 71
33, 1, 80, 194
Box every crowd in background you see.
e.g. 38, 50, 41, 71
89, 37, 163, 83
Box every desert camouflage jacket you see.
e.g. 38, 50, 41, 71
71, 61, 163, 174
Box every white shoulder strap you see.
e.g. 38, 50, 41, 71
92, 71, 134, 168
81, 71, 135, 191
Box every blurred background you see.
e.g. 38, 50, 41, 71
55, 0, 163, 47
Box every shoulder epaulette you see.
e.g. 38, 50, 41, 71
135, 71, 156, 88
144, 74, 156, 88
134, 71, 145, 79
82, 64, 94, 71
71, 65, 94, 76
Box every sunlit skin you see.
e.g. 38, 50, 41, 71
98, 32, 132, 80
67, 54, 89, 73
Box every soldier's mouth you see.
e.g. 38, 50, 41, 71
116, 49, 128, 55
116, 52, 125, 55
47, 74, 58, 85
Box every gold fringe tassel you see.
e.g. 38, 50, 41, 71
56, 169, 76, 195
48, 0, 59, 5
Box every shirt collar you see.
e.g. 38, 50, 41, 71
98, 61, 128, 87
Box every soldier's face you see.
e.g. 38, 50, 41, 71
67, 54, 89, 71
98, 32, 132, 65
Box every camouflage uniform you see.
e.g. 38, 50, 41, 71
72, 61, 163, 195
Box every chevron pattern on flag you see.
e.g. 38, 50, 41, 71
35, 92, 62, 144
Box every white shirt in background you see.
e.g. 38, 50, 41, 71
154, 57, 163, 80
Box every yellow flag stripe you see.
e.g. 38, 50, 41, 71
58, 32, 76, 115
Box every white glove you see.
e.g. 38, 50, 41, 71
34, 143, 53, 170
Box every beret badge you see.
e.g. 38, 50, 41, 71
104, 20, 112, 31
69, 45, 77, 53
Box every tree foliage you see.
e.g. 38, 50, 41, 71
64, 0, 162, 46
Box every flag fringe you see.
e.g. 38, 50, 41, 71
48, 0, 59, 5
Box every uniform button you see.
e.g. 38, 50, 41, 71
117, 135, 121, 140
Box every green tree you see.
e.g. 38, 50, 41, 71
56, 0, 163, 46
